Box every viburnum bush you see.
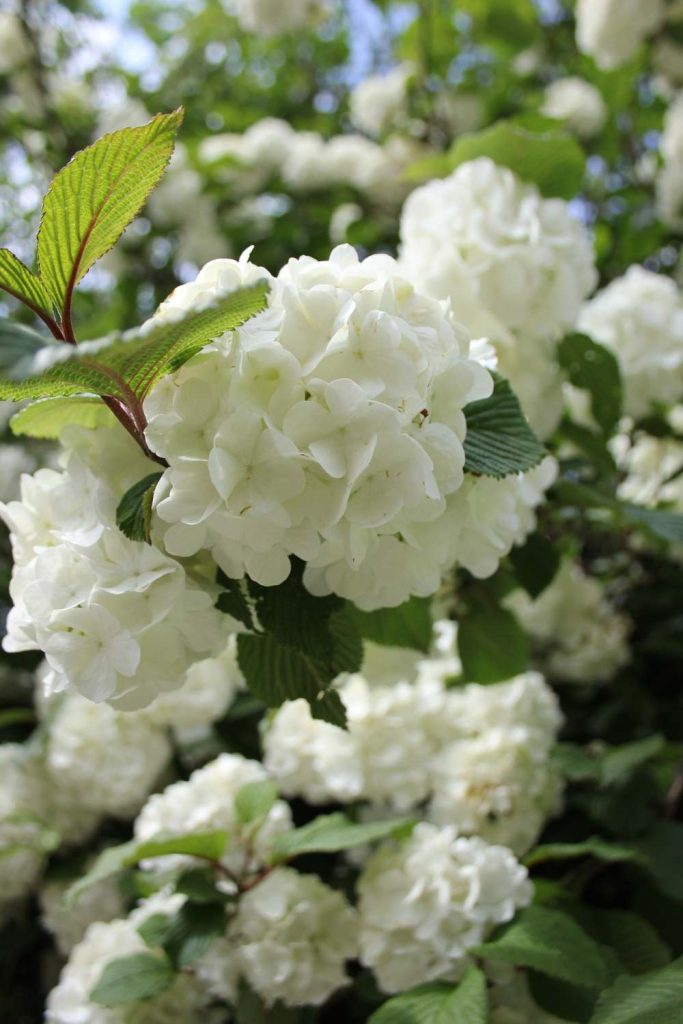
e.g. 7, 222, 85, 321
1, 0, 683, 1021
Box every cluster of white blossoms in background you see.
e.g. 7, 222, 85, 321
578, 266, 683, 418
46, 893, 214, 1024
575, 0, 665, 70
349, 63, 413, 137
657, 92, 683, 229
144, 244, 546, 610
0, 425, 224, 708
134, 753, 292, 877
228, 0, 326, 37
199, 117, 426, 204
399, 158, 597, 439
613, 423, 683, 511
357, 824, 532, 993
40, 868, 125, 956
265, 645, 562, 854
541, 76, 607, 139
505, 560, 630, 684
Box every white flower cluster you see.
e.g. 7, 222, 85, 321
46, 893, 213, 1024
657, 92, 683, 229
541, 77, 607, 139
1, 425, 223, 708
40, 868, 125, 955
199, 868, 358, 1007
147, 145, 225, 268
349, 63, 412, 137
399, 158, 597, 438
144, 245, 532, 610
199, 118, 424, 204
575, 0, 665, 70
134, 753, 292, 877
230, 0, 326, 36
505, 560, 630, 684
578, 266, 683, 418
265, 654, 562, 854
614, 428, 683, 510
357, 823, 532, 993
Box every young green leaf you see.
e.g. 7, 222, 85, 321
235, 780, 278, 826
589, 956, 683, 1024
473, 905, 615, 991
270, 812, 414, 862
90, 952, 174, 1006
116, 472, 163, 543
37, 110, 183, 338
350, 596, 433, 653
0, 250, 60, 336
368, 968, 487, 1024
558, 333, 623, 436
464, 374, 546, 478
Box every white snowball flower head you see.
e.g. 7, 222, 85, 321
357, 822, 532, 993
144, 244, 493, 610
349, 63, 412, 137
575, 0, 665, 70
658, 93, 683, 229
541, 77, 607, 139
230, 867, 358, 1006
578, 266, 683, 418
399, 157, 597, 343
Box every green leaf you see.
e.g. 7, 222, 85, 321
509, 533, 560, 598
10, 396, 115, 438
600, 736, 665, 786
37, 110, 183, 328
350, 597, 433, 653
589, 910, 672, 976
369, 968, 487, 1024
0, 282, 269, 405
162, 902, 226, 969
270, 812, 414, 863
0, 320, 49, 379
523, 838, 641, 869
558, 333, 623, 437
459, 597, 529, 683
215, 575, 255, 630
174, 868, 226, 904
449, 121, 586, 199
67, 839, 138, 904
464, 374, 546, 478
235, 780, 278, 826
474, 905, 615, 991
137, 913, 173, 950
90, 952, 174, 1006
632, 822, 683, 902
116, 472, 163, 543
554, 480, 683, 546
0, 250, 58, 328
589, 957, 683, 1024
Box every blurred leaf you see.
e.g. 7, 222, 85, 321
10, 396, 115, 438
558, 333, 622, 437
509, 533, 560, 598
350, 597, 433, 654
90, 952, 174, 1005
235, 780, 278, 826
368, 967, 487, 1023
0, 320, 50, 379
270, 812, 414, 862
459, 593, 529, 683
589, 956, 683, 1023
589, 910, 672, 976
524, 838, 641, 868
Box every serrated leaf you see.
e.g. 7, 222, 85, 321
235, 780, 278, 826
459, 596, 529, 683
90, 952, 174, 1006
0, 250, 58, 329
0, 319, 49, 379
369, 968, 487, 1024
464, 374, 546, 478
350, 597, 433, 654
0, 282, 269, 405
449, 121, 586, 199
558, 333, 623, 436
523, 838, 641, 868
116, 472, 163, 543
509, 533, 560, 598
474, 905, 615, 991
270, 812, 414, 863
37, 110, 183, 331
10, 396, 116, 438
589, 957, 683, 1024
589, 910, 672, 976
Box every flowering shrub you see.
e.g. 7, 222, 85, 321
1, 0, 683, 1020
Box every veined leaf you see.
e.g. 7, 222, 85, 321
10, 396, 116, 438
369, 969, 487, 1024
589, 956, 683, 1024
464, 374, 546, 478
90, 952, 174, 1006
0, 282, 269, 405
270, 811, 414, 862
0, 250, 58, 332
37, 110, 183, 333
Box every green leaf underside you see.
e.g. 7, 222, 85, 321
368, 968, 487, 1024
37, 110, 183, 317
474, 905, 614, 991
464, 374, 546, 478
270, 812, 414, 862
459, 600, 529, 683
0, 249, 56, 321
588, 957, 683, 1024
449, 120, 586, 199
0, 282, 269, 405
90, 952, 174, 1006
558, 333, 623, 436
350, 596, 433, 653
116, 472, 163, 543
10, 396, 116, 438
